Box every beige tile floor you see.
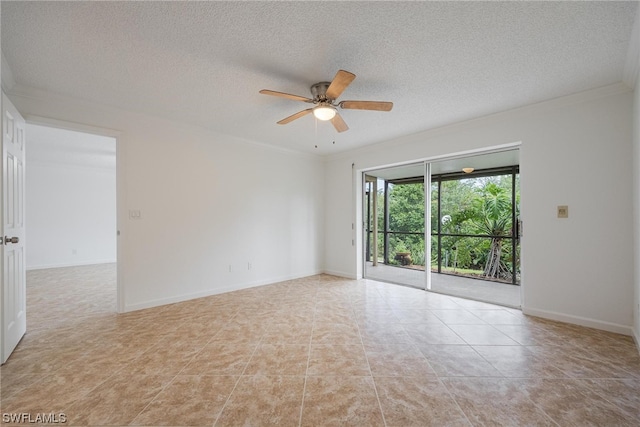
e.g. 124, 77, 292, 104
1, 264, 639, 426
364, 262, 521, 308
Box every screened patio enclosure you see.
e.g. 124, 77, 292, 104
363, 151, 521, 307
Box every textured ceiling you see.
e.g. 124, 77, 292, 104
1, 1, 638, 155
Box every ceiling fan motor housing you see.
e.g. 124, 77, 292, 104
311, 82, 332, 102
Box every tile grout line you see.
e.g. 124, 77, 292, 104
126, 316, 213, 425
297, 313, 316, 427
128, 374, 181, 425
402, 291, 476, 426
211, 331, 266, 427
353, 299, 388, 427
298, 283, 324, 427
512, 378, 562, 427
435, 377, 475, 427
579, 377, 640, 421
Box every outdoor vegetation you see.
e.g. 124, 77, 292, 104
366, 173, 520, 284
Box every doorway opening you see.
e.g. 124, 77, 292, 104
363, 149, 521, 308
25, 123, 119, 317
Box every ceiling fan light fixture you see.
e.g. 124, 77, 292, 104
260, 70, 392, 132
313, 104, 336, 121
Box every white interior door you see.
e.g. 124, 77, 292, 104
1, 92, 27, 364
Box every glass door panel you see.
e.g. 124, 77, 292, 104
430, 165, 521, 307
363, 165, 426, 288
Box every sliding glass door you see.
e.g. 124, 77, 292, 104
363, 150, 521, 307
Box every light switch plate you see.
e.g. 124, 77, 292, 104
557, 205, 568, 218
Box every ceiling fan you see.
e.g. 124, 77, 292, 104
259, 70, 393, 133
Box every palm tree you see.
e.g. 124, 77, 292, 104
472, 183, 512, 279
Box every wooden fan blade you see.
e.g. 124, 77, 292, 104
340, 100, 393, 111
260, 89, 313, 103
331, 112, 349, 133
277, 108, 313, 125
326, 70, 356, 100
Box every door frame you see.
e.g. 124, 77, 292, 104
357, 143, 522, 305
25, 115, 124, 312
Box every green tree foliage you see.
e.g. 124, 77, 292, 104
389, 183, 424, 232
388, 183, 424, 265
375, 173, 519, 282
471, 182, 513, 279
438, 179, 477, 233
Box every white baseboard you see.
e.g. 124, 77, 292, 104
122, 270, 324, 313
523, 307, 634, 336
634, 328, 640, 354
27, 259, 117, 271
123, 284, 248, 313
322, 269, 357, 280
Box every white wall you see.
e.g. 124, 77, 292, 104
26, 126, 116, 269
9, 87, 325, 311
325, 84, 634, 335
26, 161, 116, 269
633, 59, 640, 346
7, 81, 635, 335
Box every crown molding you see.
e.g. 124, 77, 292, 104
7, 83, 321, 161
326, 82, 632, 162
